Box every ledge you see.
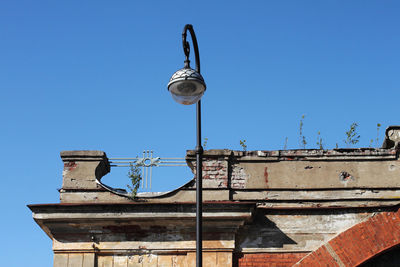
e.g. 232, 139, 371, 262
186, 148, 398, 162
28, 202, 255, 245
60, 150, 109, 161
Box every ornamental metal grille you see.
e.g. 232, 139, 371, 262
109, 151, 186, 190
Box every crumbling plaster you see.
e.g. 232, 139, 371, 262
29, 126, 400, 266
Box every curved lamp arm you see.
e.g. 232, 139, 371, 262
182, 24, 201, 74
168, 24, 206, 106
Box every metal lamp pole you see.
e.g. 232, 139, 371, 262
167, 24, 206, 267
190, 25, 204, 267
195, 96, 203, 267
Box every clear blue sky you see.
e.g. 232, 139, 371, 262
1, 1, 400, 266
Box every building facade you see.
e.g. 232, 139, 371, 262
29, 127, 400, 266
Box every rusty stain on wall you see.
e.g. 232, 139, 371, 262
264, 167, 269, 187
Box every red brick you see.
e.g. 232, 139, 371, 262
237, 253, 307, 267
295, 208, 400, 266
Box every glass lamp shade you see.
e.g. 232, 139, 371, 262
167, 67, 206, 105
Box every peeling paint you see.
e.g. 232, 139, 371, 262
231, 165, 247, 189
64, 161, 77, 171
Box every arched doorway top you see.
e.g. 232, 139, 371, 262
294, 206, 400, 266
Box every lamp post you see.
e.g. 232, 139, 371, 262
167, 24, 206, 267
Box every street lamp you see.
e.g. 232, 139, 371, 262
168, 24, 206, 267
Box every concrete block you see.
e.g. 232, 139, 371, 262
60, 150, 110, 190
54, 254, 68, 267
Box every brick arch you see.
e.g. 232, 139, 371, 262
294, 206, 400, 267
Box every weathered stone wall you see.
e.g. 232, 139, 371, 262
237, 209, 373, 253
29, 127, 400, 266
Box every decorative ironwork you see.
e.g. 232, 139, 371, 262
168, 67, 205, 88
109, 150, 186, 190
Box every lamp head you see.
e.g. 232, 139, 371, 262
168, 65, 206, 105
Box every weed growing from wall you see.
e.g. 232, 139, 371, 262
299, 115, 307, 149
316, 131, 324, 149
344, 122, 360, 148
203, 137, 208, 149
127, 163, 142, 198
369, 139, 374, 148
376, 123, 381, 147
240, 140, 247, 151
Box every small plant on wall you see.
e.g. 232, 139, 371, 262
299, 115, 307, 149
127, 163, 142, 198
203, 137, 208, 149
344, 122, 360, 148
239, 139, 247, 151
316, 131, 324, 149
376, 123, 381, 147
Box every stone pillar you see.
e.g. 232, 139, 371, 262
186, 149, 231, 189
60, 151, 110, 202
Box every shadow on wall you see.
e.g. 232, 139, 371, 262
237, 209, 297, 248
360, 244, 400, 267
